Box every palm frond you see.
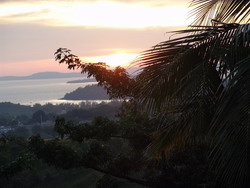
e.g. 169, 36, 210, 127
190, 0, 250, 25
209, 55, 250, 187
134, 0, 250, 186
139, 23, 250, 159
136, 24, 248, 113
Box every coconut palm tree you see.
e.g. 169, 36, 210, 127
54, 1, 249, 186
135, 0, 250, 187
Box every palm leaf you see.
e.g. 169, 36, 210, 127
190, 0, 250, 25
136, 24, 243, 113
135, 0, 250, 186
209, 55, 250, 187
138, 23, 250, 161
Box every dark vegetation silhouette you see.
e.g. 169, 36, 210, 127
1, 0, 250, 187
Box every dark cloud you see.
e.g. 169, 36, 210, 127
0, 23, 185, 63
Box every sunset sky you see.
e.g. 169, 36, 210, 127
0, 0, 191, 76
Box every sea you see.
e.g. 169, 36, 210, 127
0, 77, 106, 106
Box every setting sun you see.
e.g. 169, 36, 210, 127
84, 53, 138, 67
0, 0, 190, 76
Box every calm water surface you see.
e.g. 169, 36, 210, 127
0, 77, 98, 105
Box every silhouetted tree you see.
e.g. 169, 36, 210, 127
31, 110, 46, 124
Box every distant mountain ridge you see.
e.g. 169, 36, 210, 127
0, 67, 140, 81
0, 72, 83, 81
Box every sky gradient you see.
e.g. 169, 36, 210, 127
0, 0, 190, 76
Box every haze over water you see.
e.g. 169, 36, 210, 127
0, 77, 97, 105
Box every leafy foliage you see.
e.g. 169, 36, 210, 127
0, 136, 36, 180
54, 48, 134, 98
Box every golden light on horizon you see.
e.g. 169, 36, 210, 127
0, 0, 190, 76
83, 53, 138, 68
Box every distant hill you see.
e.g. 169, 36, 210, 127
0, 72, 83, 81
0, 67, 140, 81
62, 85, 109, 100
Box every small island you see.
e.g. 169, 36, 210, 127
62, 84, 109, 100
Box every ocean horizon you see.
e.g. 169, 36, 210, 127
0, 77, 99, 105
